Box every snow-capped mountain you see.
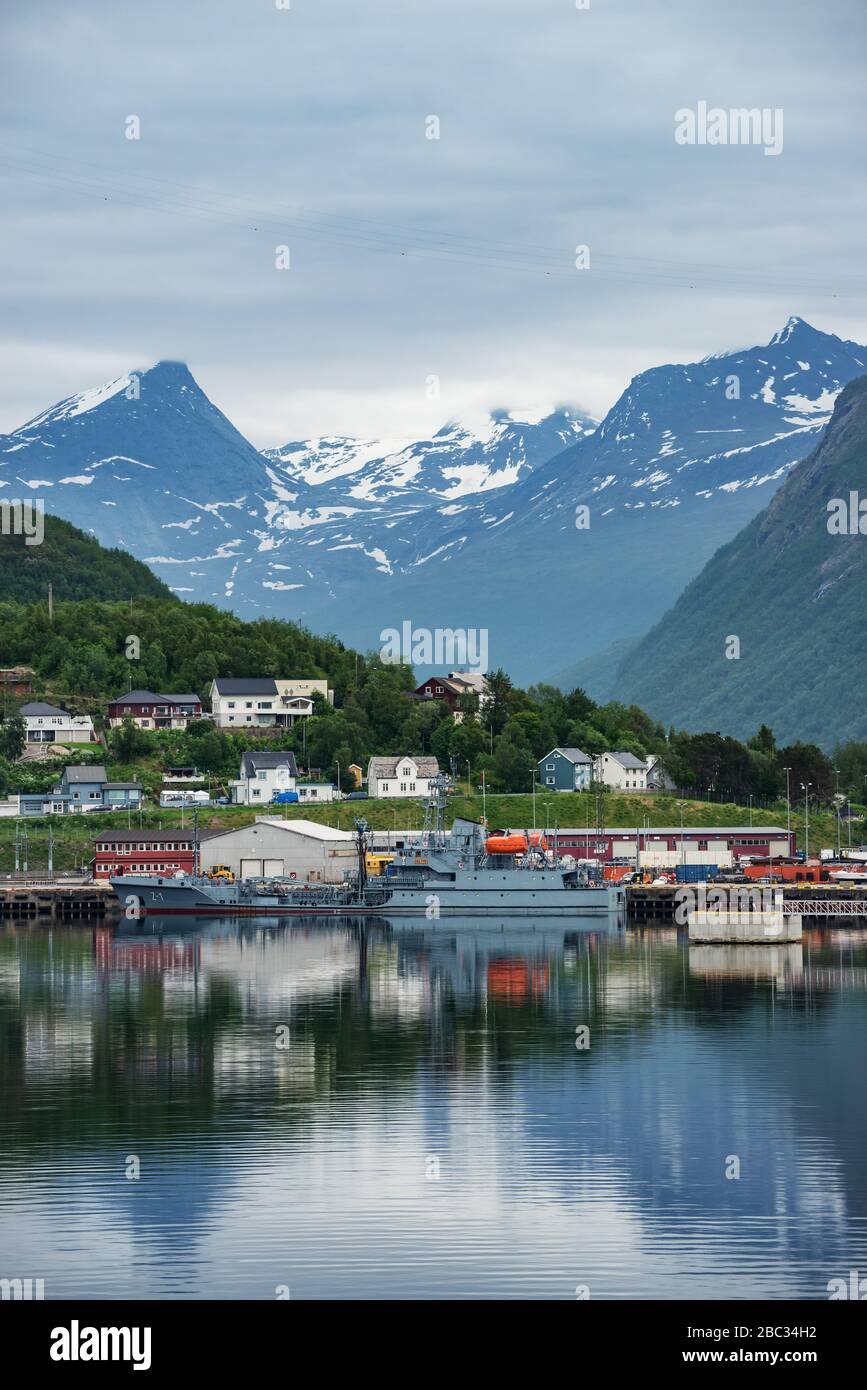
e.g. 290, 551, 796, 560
300, 317, 867, 683
266, 409, 593, 504
0, 365, 591, 615
3, 318, 864, 685
0, 360, 285, 604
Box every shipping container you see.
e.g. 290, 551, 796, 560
675, 863, 719, 883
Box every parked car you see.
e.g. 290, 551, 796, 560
344, 790, 369, 800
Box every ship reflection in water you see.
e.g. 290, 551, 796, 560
1, 912, 866, 1299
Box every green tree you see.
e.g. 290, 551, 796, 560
0, 712, 26, 762
109, 717, 151, 763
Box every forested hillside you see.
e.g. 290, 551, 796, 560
0, 514, 174, 603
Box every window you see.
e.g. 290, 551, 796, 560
228, 702, 236, 709
546, 777, 555, 786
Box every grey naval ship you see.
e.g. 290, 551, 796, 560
111, 779, 624, 919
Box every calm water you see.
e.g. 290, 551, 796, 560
1, 914, 866, 1300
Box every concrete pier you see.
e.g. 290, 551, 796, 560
0, 880, 120, 921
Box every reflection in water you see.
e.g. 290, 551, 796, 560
1, 913, 866, 1300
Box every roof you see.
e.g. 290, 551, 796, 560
110, 690, 200, 706
605, 751, 648, 770
212, 678, 278, 696
104, 781, 143, 790
556, 826, 789, 836
367, 755, 440, 777
63, 764, 107, 783
20, 701, 70, 718
447, 671, 487, 691
205, 817, 355, 842
541, 746, 592, 764
94, 829, 196, 844
240, 751, 298, 777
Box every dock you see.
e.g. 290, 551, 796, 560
625, 883, 867, 929
0, 877, 121, 921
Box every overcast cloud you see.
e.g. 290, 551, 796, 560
1, 0, 865, 445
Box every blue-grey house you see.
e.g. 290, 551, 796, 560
18, 765, 144, 817
538, 747, 593, 792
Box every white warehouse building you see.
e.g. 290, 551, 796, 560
200, 817, 358, 883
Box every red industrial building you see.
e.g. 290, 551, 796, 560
92, 829, 199, 880
542, 826, 796, 865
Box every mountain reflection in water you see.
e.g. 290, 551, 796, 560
1, 913, 866, 1300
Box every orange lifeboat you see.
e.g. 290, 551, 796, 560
486, 831, 549, 855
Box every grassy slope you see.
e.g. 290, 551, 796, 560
0, 789, 855, 873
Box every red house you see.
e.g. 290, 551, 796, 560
107, 689, 202, 730
414, 672, 487, 710
92, 829, 199, 880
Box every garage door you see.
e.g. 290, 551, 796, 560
263, 858, 284, 877
240, 858, 262, 879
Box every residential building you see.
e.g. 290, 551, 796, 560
296, 783, 338, 803
93, 829, 199, 880
414, 671, 488, 715
593, 751, 649, 791
21, 701, 96, 745
107, 689, 202, 730
18, 764, 143, 816
538, 747, 593, 792
274, 678, 333, 706
366, 755, 439, 798
646, 754, 677, 793
230, 751, 298, 805
209, 677, 328, 729
200, 817, 356, 882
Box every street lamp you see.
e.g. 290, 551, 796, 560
801, 782, 811, 860
834, 768, 841, 857
528, 766, 537, 830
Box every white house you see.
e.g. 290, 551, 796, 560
230, 751, 298, 805
20, 701, 96, 745
593, 751, 649, 791
366, 755, 439, 798
646, 755, 677, 793
296, 783, 338, 803
209, 677, 330, 728
275, 678, 333, 706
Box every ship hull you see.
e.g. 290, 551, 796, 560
112, 875, 622, 917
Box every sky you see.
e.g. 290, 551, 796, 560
1, 0, 865, 447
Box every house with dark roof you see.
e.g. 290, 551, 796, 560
21, 701, 96, 745
229, 750, 299, 805
209, 677, 327, 728
593, 751, 649, 791
414, 672, 489, 719
18, 763, 144, 816
538, 747, 593, 792
107, 689, 202, 730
